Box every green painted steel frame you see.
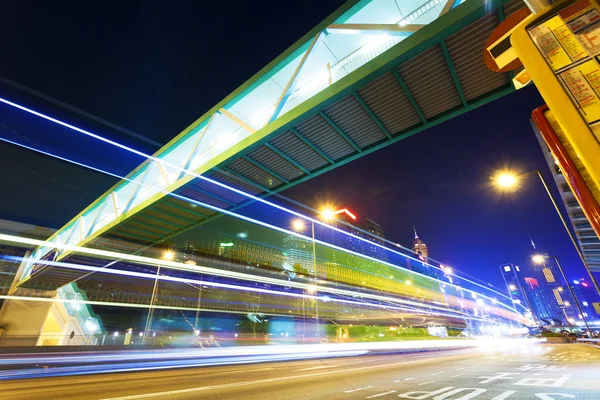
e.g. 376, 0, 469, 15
440, 41, 468, 107
351, 92, 392, 139
318, 111, 361, 152
392, 70, 428, 124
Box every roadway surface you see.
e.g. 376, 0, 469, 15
1, 343, 599, 399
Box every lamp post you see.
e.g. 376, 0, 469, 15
493, 170, 600, 295
291, 217, 319, 341
143, 249, 175, 344
532, 253, 592, 336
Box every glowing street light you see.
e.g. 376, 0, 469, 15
405, 280, 412, 285
494, 172, 518, 189
531, 254, 546, 265
306, 285, 317, 294
162, 250, 175, 261
291, 219, 306, 232
508, 284, 516, 291
320, 208, 336, 221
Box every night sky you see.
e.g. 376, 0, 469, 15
0, 1, 596, 292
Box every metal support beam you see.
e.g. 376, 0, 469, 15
440, 0, 458, 16
86, 198, 110, 237
186, 185, 237, 207
111, 192, 119, 218
148, 207, 196, 225
289, 128, 334, 164
392, 70, 427, 124
326, 23, 425, 36
270, 32, 324, 123
218, 108, 256, 134
123, 165, 154, 215
241, 155, 290, 184
351, 92, 392, 139
318, 111, 361, 152
166, 202, 209, 219
141, 214, 185, 229
440, 41, 468, 107
220, 167, 271, 193
264, 143, 310, 174
116, 230, 158, 242
126, 220, 171, 234
120, 225, 162, 239
178, 114, 216, 181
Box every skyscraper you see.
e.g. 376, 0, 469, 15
283, 234, 314, 275
500, 264, 531, 315
412, 227, 428, 260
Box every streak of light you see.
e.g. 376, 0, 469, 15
2, 254, 490, 321
0, 96, 520, 308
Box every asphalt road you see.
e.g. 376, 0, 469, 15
1, 343, 599, 399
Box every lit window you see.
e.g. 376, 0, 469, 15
504, 266, 511, 272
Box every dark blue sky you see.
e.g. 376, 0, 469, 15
0, 0, 595, 291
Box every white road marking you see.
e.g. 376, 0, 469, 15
404, 377, 414, 381
491, 390, 517, 399
417, 380, 437, 386
98, 353, 469, 400
429, 372, 443, 376
451, 374, 464, 378
295, 365, 337, 372
366, 390, 396, 398
344, 386, 374, 393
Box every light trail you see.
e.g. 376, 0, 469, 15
0, 338, 544, 381
3, 255, 468, 318
0, 95, 521, 306
0, 135, 523, 319
0, 242, 496, 320
0, 135, 500, 311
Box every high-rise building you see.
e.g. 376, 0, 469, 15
500, 264, 531, 313
532, 260, 575, 325
571, 278, 600, 324
283, 234, 314, 275
522, 276, 554, 324
412, 227, 428, 260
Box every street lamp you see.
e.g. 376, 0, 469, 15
290, 216, 320, 340
493, 170, 600, 295
532, 253, 592, 336
143, 249, 174, 344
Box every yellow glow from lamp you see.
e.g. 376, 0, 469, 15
532, 254, 546, 265
162, 250, 175, 261
291, 219, 306, 232
495, 172, 518, 188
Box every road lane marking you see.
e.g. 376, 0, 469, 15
451, 374, 464, 378
491, 390, 517, 399
98, 353, 470, 400
366, 390, 396, 398
404, 378, 414, 381
429, 372, 443, 376
343, 386, 374, 393
295, 365, 337, 372
418, 380, 437, 386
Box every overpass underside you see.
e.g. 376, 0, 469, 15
22, 0, 524, 289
